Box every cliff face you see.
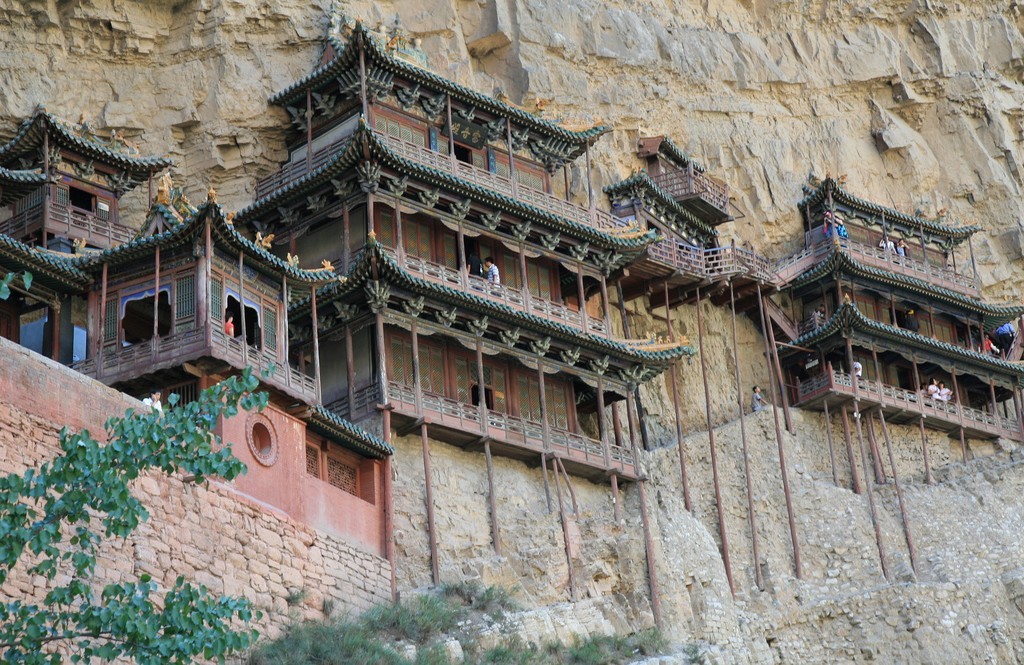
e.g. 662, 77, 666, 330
4, 1, 1024, 662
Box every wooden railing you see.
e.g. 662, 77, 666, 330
796, 370, 1019, 439
704, 244, 774, 283
211, 328, 319, 402
326, 383, 383, 422
254, 134, 356, 199
646, 236, 706, 278
384, 247, 608, 336
650, 167, 730, 214
388, 380, 635, 471
0, 194, 134, 247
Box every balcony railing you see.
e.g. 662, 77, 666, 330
0, 193, 135, 247
796, 369, 1019, 440
254, 134, 356, 200
388, 380, 635, 473
705, 245, 774, 283
650, 167, 730, 215
383, 247, 609, 336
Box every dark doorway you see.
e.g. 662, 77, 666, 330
121, 291, 171, 344
225, 295, 261, 347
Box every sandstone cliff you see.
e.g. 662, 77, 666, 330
3, 1, 1024, 662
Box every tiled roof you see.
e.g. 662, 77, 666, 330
305, 405, 394, 458
292, 240, 695, 367
638, 136, 707, 174
268, 23, 607, 155
0, 233, 92, 292
238, 127, 657, 258
0, 166, 48, 205
793, 303, 1024, 381
72, 201, 340, 285
0, 108, 172, 182
603, 171, 718, 244
799, 177, 979, 242
788, 243, 1024, 330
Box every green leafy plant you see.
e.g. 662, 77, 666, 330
0, 369, 267, 663
0, 271, 32, 301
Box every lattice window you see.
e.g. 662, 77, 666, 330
441, 233, 458, 269
501, 255, 520, 289
176, 274, 195, 319
488, 366, 507, 412
517, 169, 544, 192
419, 344, 444, 396
326, 456, 358, 495
264, 307, 278, 351
306, 445, 321, 477
517, 374, 542, 422
378, 208, 396, 248
455, 358, 471, 403
403, 218, 432, 260
54, 186, 69, 208
96, 198, 110, 221
376, 116, 425, 147
546, 381, 570, 431
527, 263, 553, 301
389, 336, 414, 385
103, 299, 117, 344
210, 279, 222, 322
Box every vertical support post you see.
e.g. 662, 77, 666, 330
840, 404, 862, 493
411, 322, 423, 412
585, 141, 594, 211
599, 274, 612, 333
345, 326, 356, 418
457, 223, 468, 280
537, 359, 552, 459
484, 439, 501, 555
342, 204, 351, 273
550, 455, 576, 600
637, 478, 662, 628
616, 281, 649, 451
950, 366, 968, 463
394, 196, 405, 261
755, 282, 802, 579
383, 445, 396, 600
876, 409, 919, 576
305, 88, 313, 173
446, 94, 455, 162
910, 355, 933, 483
506, 120, 518, 199
358, 38, 369, 119
577, 267, 589, 334
41, 131, 49, 249
519, 244, 530, 313
310, 286, 321, 392
279, 275, 288, 365
664, 281, 692, 513
823, 399, 839, 486
729, 279, 763, 590
696, 287, 734, 595
237, 251, 248, 365
420, 423, 439, 585
475, 339, 487, 434
152, 246, 161, 350
96, 262, 108, 375
203, 221, 213, 347
610, 473, 621, 523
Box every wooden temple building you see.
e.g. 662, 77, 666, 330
775, 177, 1024, 478
3, 13, 1024, 606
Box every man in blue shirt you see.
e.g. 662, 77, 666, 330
484, 256, 500, 285
995, 322, 1015, 354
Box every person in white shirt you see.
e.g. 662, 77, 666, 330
925, 378, 940, 399
937, 382, 952, 402
852, 361, 862, 378
484, 256, 500, 285
142, 390, 163, 413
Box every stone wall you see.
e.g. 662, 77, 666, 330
0, 337, 391, 644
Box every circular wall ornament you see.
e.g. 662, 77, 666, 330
246, 413, 279, 466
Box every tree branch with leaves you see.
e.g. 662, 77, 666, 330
0, 369, 268, 664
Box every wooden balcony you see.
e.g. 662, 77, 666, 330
0, 190, 135, 248
650, 167, 730, 221
387, 380, 636, 480
795, 369, 1021, 441
254, 130, 624, 231
74, 325, 320, 404
775, 237, 980, 295
382, 247, 609, 337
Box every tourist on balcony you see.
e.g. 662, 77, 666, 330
835, 219, 849, 239
468, 251, 482, 278
995, 321, 1015, 353
896, 239, 908, 257
937, 382, 953, 402
752, 385, 765, 413
224, 313, 235, 337
852, 361, 862, 378
879, 236, 896, 254
811, 304, 825, 330
484, 256, 500, 285
142, 390, 163, 413
926, 378, 940, 399
904, 309, 920, 333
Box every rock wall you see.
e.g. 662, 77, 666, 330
5, 1, 1024, 662
0, 337, 391, 645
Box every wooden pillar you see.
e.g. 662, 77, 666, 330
577, 267, 589, 334
585, 141, 594, 210
305, 88, 313, 173
664, 281, 692, 513
616, 281, 649, 451
910, 356, 933, 484
537, 359, 552, 458
550, 455, 577, 601
823, 399, 839, 486
485, 440, 502, 554
394, 196, 405, 260
96, 262, 108, 375
729, 279, 763, 590
279, 275, 288, 365
840, 404, 862, 494
41, 131, 49, 249
457, 223, 468, 280
152, 246, 161, 350
610, 473, 621, 523
950, 366, 968, 463
446, 94, 455, 162
876, 409, 920, 576
310, 285, 321, 392
342, 204, 351, 273
383, 446, 396, 600
637, 479, 662, 628
599, 273, 612, 333
519, 244, 530, 313
345, 326, 356, 417
420, 423, 439, 584
754, 281, 802, 578
237, 251, 248, 365
1013, 385, 1024, 439
475, 339, 487, 433
411, 323, 423, 411
563, 165, 571, 201
203, 221, 213, 347
506, 120, 518, 199
696, 286, 734, 595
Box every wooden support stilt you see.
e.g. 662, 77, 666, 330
541, 452, 552, 513
950, 367, 968, 463
823, 399, 839, 486
910, 356, 933, 483
383, 417, 397, 600
664, 282, 692, 513
729, 279, 763, 590
755, 282, 802, 579
610, 473, 622, 523
854, 408, 890, 581
696, 287, 734, 595
637, 479, 662, 628
420, 423, 439, 585
550, 455, 576, 600
840, 404, 862, 494
556, 458, 579, 516
484, 440, 501, 556
617, 281, 650, 451
864, 412, 886, 485
876, 410, 919, 576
